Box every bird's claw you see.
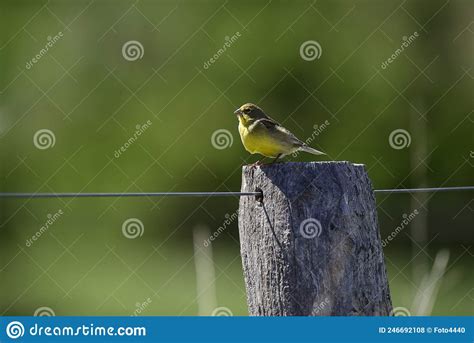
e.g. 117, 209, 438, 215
248, 160, 262, 169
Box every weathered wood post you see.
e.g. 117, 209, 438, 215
238, 161, 392, 316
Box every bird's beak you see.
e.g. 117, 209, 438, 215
234, 108, 241, 115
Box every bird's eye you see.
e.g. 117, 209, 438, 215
243, 108, 250, 114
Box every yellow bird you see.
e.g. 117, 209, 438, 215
234, 103, 325, 163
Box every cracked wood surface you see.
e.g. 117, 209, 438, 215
238, 161, 392, 316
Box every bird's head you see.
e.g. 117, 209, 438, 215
234, 103, 267, 126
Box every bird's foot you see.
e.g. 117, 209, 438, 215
248, 160, 262, 169
270, 154, 282, 165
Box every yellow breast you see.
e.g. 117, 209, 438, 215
238, 122, 289, 158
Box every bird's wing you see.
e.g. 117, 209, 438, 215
251, 118, 304, 146
254, 117, 279, 128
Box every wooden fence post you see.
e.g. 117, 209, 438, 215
238, 161, 392, 316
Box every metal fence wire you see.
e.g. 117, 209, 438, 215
0, 186, 473, 199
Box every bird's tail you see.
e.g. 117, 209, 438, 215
299, 144, 325, 156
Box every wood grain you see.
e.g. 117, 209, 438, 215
238, 161, 392, 316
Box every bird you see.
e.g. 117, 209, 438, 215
233, 103, 325, 164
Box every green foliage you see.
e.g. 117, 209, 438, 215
0, 0, 472, 316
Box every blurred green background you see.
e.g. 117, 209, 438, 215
1, 0, 472, 316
